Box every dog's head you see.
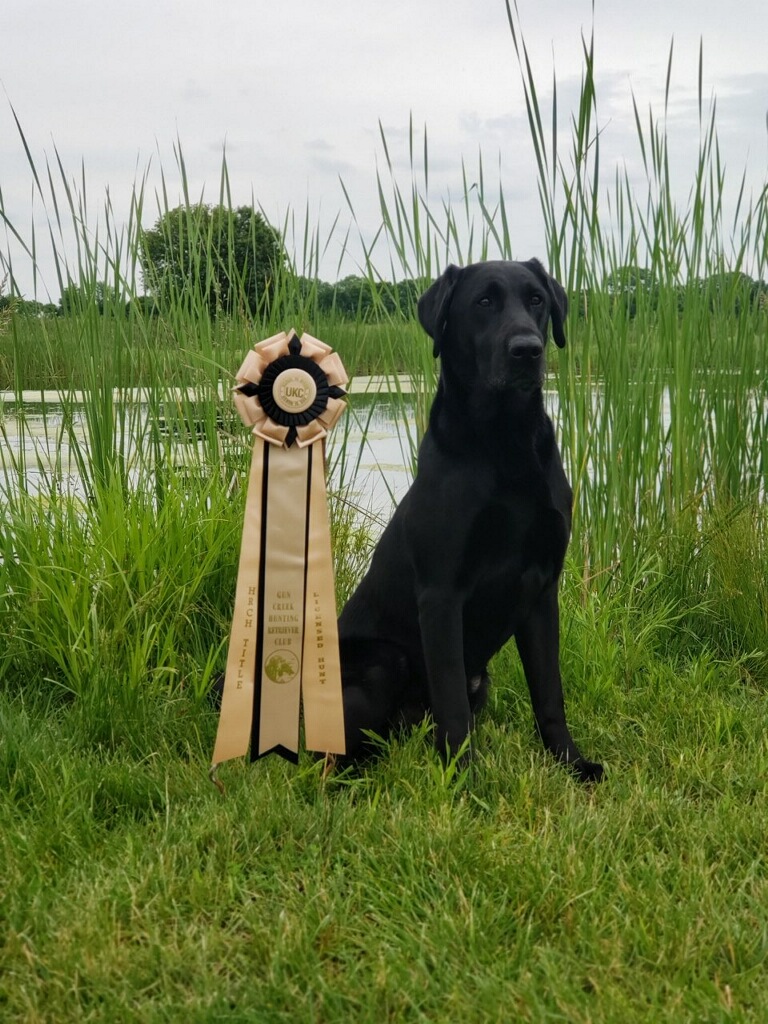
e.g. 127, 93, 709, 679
417, 259, 568, 393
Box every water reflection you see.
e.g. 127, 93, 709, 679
0, 392, 419, 520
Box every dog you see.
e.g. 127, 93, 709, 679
337, 259, 603, 782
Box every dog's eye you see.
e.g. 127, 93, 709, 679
477, 296, 492, 308
530, 293, 544, 307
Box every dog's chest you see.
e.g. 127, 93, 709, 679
460, 495, 568, 598
457, 495, 568, 665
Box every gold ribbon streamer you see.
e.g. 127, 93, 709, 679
211, 441, 264, 764
301, 441, 346, 754
211, 329, 347, 771
255, 443, 308, 760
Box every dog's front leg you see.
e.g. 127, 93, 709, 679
515, 584, 604, 783
417, 586, 472, 761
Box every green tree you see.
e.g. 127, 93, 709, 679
604, 265, 659, 317
139, 204, 286, 315
57, 280, 125, 317
701, 270, 761, 314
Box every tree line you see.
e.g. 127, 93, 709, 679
2, 203, 423, 321
2, 202, 766, 320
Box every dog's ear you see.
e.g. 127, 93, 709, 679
525, 258, 569, 348
417, 264, 462, 357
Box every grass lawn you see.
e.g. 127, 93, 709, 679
2, 563, 767, 1023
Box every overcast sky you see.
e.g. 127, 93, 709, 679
2, 0, 767, 301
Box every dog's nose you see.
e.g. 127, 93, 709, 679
509, 334, 543, 360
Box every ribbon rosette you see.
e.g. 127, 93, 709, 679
233, 329, 348, 448
212, 329, 348, 774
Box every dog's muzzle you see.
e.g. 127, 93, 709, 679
508, 333, 544, 361
491, 334, 545, 391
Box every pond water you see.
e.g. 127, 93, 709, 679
0, 386, 423, 521
0, 382, 637, 519
7, 380, 761, 526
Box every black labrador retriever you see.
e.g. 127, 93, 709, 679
338, 259, 603, 782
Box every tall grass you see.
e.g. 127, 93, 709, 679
504, 2, 767, 569
1, 16, 767, 688
0, 2, 765, 675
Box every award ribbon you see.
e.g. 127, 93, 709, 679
212, 329, 348, 770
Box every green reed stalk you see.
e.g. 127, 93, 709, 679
504, 1, 767, 571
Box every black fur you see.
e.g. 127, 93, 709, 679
337, 259, 603, 782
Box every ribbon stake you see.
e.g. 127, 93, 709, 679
212, 329, 348, 769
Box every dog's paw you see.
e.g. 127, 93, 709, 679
434, 736, 474, 785
570, 758, 605, 784
435, 720, 473, 765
